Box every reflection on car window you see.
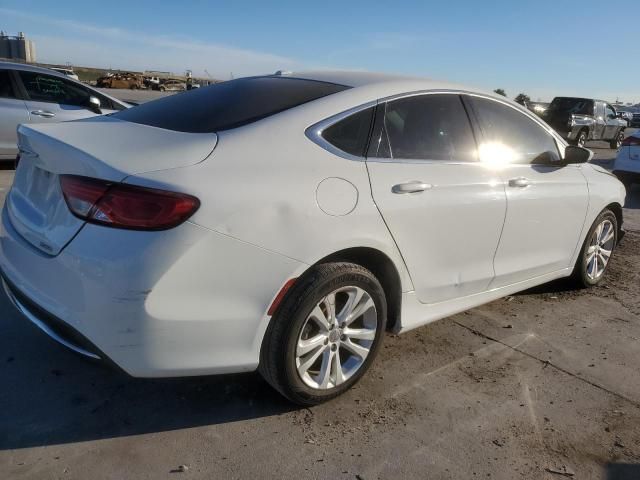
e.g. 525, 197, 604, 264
321, 107, 374, 157
19, 71, 90, 106
375, 94, 477, 162
471, 96, 559, 165
0, 70, 16, 99
605, 105, 615, 119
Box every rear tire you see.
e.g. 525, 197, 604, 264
259, 263, 387, 405
610, 131, 624, 149
572, 209, 618, 288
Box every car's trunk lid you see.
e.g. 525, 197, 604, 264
7, 117, 217, 255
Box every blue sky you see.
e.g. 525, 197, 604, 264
1, 1, 637, 102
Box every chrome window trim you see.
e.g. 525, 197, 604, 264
305, 100, 377, 162
306, 89, 566, 166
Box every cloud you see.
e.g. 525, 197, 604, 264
0, 8, 300, 78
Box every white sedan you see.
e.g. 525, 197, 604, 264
0, 72, 626, 405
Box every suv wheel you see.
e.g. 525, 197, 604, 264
610, 131, 624, 149
576, 130, 588, 148
259, 263, 387, 405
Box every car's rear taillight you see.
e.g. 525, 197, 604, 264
60, 175, 200, 230
621, 136, 640, 147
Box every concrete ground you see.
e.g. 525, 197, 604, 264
0, 144, 639, 479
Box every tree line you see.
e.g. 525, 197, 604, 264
494, 88, 531, 106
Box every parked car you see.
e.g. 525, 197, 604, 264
616, 110, 634, 126
631, 112, 640, 128
49, 67, 79, 81
157, 79, 186, 92
612, 132, 640, 188
543, 97, 627, 149
96, 72, 144, 90
144, 76, 160, 89
0, 72, 625, 405
0, 61, 129, 161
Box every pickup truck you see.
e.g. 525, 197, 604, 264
543, 97, 626, 149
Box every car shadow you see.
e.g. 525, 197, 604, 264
0, 291, 296, 451
514, 277, 579, 296
624, 184, 639, 209
606, 463, 640, 480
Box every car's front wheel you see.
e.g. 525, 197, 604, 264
573, 209, 618, 287
260, 263, 387, 405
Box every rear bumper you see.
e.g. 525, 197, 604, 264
0, 206, 304, 377
3, 273, 103, 360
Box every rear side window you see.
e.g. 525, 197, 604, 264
19, 71, 91, 106
470, 96, 559, 164
0, 70, 16, 99
371, 94, 477, 162
114, 76, 350, 133
321, 107, 374, 157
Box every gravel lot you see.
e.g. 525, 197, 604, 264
0, 141, 639, 479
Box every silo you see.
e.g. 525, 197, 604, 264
0, 31, 8, 59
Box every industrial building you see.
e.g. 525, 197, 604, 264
0, 31, 36, 63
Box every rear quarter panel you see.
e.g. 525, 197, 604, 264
125, 90, 414, 295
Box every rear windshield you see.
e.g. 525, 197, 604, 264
548, 97, 594, 115
113, 76, 350, 133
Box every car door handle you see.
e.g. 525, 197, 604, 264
31, 110, 55, 118
392, 181, 432, 194
508, 177, 531, 188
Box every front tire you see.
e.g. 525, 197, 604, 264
610, 130, 624, 149
576, 129, 588, 148
572, 209, 618, 287
259, 263, 387, 405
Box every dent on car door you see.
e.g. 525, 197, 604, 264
466, 95, 589, 287
17, 70, 98, 123
365, 94, 507, 304
0, 69, 29, 158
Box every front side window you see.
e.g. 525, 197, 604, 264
0, 70, 16, 99
372, 94, 477, 162
605, 104, 615, 119
321, 107, 374, 157
469, 96, 559, 164
19, 71, 91, 106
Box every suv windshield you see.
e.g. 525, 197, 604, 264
114, 76, 350, 133
547, 97, 594, 115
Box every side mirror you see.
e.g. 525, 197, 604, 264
563, 145, 592, 164
87, 96, 102, 114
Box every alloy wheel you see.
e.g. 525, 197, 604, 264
295, 286, 377, 390
577, 132, 586, 148
585, 219, 615, 280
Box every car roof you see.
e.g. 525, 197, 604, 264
0, 61, 72, 78
279, 70, 471, 92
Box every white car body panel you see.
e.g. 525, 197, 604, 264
367, 161, 506, 303
491, 164, 589, 287
0, 71, 627, 377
